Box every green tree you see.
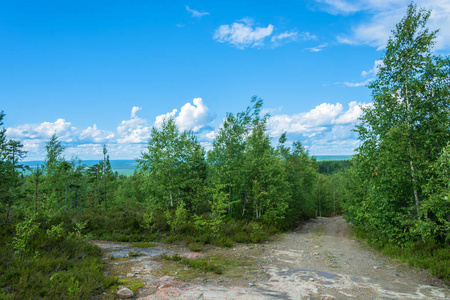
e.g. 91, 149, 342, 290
99, 145, 114, 210
3, 140, 27, 223
350, 3, 450, 244
137, 116, 207, 211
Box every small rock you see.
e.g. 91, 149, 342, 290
249, 282, 254, 287
309, 278, 314, 281
117, 287, 134, 299
313, 252, 319, 256
118, 275, 124, 279
373, 266, 380, 270
126, 273, 135, 278
183, 267, 189, 271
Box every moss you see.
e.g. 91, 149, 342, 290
108, 278, 145, 294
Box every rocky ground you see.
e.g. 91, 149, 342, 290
93, 216, 450, 299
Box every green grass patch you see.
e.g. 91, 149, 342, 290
162, 254, 223, 274
108, 278, 145, 294
131, 242, 155, 248
353, 228, 450, 285
188, 242, 203, 252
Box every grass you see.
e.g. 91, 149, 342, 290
352, 228, 450, 285
154, 251, 258, 282
131, 242, 155, 248
376, 242, 450, 285
162, 254, 224, 274
107, 278, 145, 294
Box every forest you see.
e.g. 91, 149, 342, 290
1, 3, 450, 299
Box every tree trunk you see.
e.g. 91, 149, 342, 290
405, 84, 421, 219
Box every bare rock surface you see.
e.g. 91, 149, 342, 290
95, 217, 450, 299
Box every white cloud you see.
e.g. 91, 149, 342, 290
154, 109, 177, 129
361, 59, 383, 77
154, 98, 215, 132
266, 101, 368, 155
131, 106, 142, 118
271, 31, 298, 42
213, 19, 274, 49
80, 124, 115, 143
185, 5, 210, 17
177, 98, 215, 132
204, 130, 217, 141
339, 78, 373, 87
317, 0, 450, 51
333, 101, 364, 124
117, 107, 151, 144
267, 101, 365, 136
306, 43, 328, 52
271, 31, 317, 47
6, 118, 78, 142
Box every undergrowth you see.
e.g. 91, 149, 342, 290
0, 219, 116, 299
353, 228, 450, 285
76, 206, 278, 247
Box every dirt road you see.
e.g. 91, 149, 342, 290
95, 216, 450, 299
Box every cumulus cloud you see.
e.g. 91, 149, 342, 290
204, 130, 217, 141
6, 118, 78, 142
131, 106, 142, 118
316, 0, 450, 51
213, 19, 274, 49
176, 98, 215, 132
80, 124, 115, 143
185, 5, 210, 17
117, 107, 151, 144
154, 98, 215, 133
154, 109, 177, 129
267, 101, 367, 154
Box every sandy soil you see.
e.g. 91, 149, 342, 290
94, 216, 450, 299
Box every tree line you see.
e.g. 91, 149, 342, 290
1, 97, 345, 248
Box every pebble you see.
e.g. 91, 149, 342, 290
117, 287, 134, 299
249, 282, 254, 287
126, 273, 135, 277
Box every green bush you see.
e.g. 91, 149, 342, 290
0, 219, 116, 299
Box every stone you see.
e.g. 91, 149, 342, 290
126, 273, 135, 277
117, 287, 134, 299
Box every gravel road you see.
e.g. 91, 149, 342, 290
96, 216, 450, 299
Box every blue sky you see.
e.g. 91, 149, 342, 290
2, 0, 450, 160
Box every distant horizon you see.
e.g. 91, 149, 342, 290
21, 155, 352, 176
22, 154, 353, 163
